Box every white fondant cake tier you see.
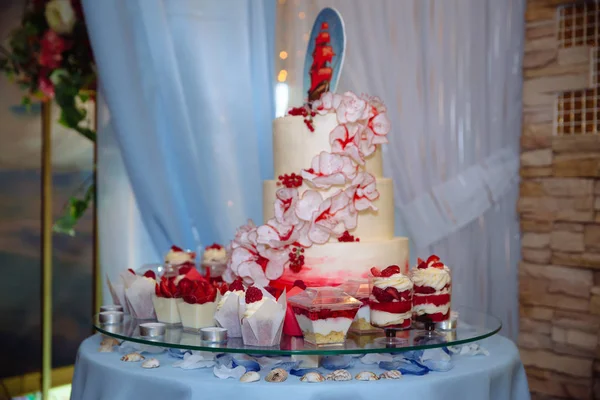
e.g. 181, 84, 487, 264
262, 178, 395, 241
273, 114, 383, 179
273, 237, 409, 288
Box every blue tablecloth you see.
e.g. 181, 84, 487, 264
71, 334, 529, 400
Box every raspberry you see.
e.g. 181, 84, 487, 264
171, 245, 184, 252
289, 262, 302, 273
380, 265, 400, 277
143, 270, 156, 279
370, 267, 382, 277
265, 286, 281, 298
427, 254, 440, 264
229, 279, 245, 292
245, 286, 263, 304
372, 286, 394, 303
293, 280, 307, 290
127, 268, 136, 275
338, 230, 359, 242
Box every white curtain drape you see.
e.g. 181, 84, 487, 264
83, 0, 276, 288
277, 0, 523, 339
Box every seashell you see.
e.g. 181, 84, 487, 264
355, 371, 379, 381
300, 372, 325, 383
379, 370, 402, 379
100, 336, 120, 347
325, 369, 352, 381
240, 371, 260, 383
141, 358, 160, 369
121, 352, 145, 362
98, 344, 114, 353
265, 368, 288, 382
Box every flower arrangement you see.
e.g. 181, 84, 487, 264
0, 0, 96, 235
224, 91, 391, 287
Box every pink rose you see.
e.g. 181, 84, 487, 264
301, 151, 357, 189
312, 92, 342, 115
336, 91, 369, 123
329, 123, 364, 165
295, 190, 357, 244
349, 172, 380, 211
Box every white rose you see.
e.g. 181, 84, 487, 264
45, 0, 76, 35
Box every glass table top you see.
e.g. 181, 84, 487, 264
94, 305, 501, 356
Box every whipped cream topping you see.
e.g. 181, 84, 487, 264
243, 298, 270, 319
411, 263, 451, 290
413, 303, 451, 316
165, 249, 194, 266
373, 273, 413, 291
217, 290, 244, 310
203, 247, 227, 263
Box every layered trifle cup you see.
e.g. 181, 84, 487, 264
369, 265, 413, 330
411, 255, 451, 324
289, 287, 361, 345
342, 280, 378, 334
201, 243, 228, 283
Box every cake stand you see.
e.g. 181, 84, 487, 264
93, 305, 501, 362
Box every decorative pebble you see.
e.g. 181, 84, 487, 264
355, 371, 379, 381
240, 371, 260, 383
265, 368, 288, 382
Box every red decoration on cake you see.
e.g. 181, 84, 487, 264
288, 246, 305, 273
277, 173, 303, 188
338, 230, 359, 242
308, 22, 335, 101
288, 105, 316, 131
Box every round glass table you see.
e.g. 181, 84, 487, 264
94, 305, 501, 356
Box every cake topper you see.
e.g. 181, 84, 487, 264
303, 8, 346, 102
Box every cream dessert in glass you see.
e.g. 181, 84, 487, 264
411, 255, 451, 326
201, 243, 227, 283
369, 265, 413, 343
342, 280, 378, 334
289, 287, 361, 345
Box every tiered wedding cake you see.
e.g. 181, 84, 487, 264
224, 92, 409, 289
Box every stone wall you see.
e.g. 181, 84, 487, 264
520, 1, 600, 399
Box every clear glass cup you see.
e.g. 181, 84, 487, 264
410, 264, 452, 333
368, 275, 413, 345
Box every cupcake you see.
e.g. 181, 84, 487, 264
239, 286, 286, 347
411, 255, 451, 324
214, 278, 245, 337
369, 265, 413, 329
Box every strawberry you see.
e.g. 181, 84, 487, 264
127, 268, 136, 275
417, 260, 428, 269
183, 294, 197, 304
245, 286, 263, 304
143, 270, 156, 280
417, 257, 424, 265
228, 278, 244, 292
178, 277, 192, 296
218, 283, 228, 295
171, 245, 184, 252
178, 265, 192, 275
370, 267, 382, 277
431, 262, 445, 269
372, 286, 394, 303
381, 265, 400, 277
293, 280, 307, 290
427, 254, 440, 264
384, 286, 401, 301
154, 283, 161, 296
160, 280, 172, 298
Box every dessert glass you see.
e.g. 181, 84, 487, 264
177, 300, 217, 333
342, 280, 379, 334
152, 295, 183, 325
288, 287, 361, 346
410, 259, 452, 330
369, 273, 413, 344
